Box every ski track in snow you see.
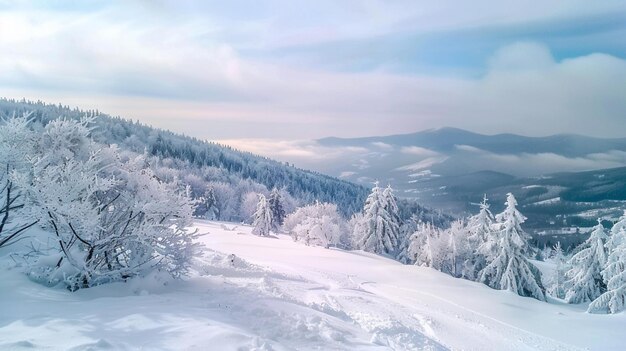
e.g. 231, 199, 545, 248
0, 220, 623, 350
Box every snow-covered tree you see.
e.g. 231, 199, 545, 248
7, 117, 200, 290
564, 220, 608, 304
444, 219, 472, 278
466, 195, 496, 280
588, 226, 626, 313
397, 214, 422, 263
407, 222, 448, 270
285, 202, 346, 248
252, 194, 272, 237
479, 193, 545, 300
606, 210, 626, 254
354, 183, 400, 255
547, 242, 567, 299
197, 186, 219, 220
268, 187, 286, 232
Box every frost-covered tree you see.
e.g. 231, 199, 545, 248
466, 195, 496, 280
268, 187, 286, 232
397, 214, 422, 263
285, 202, 346, 248
606, 211, 626, 254
444, 219, 472, 278
407, 222, 448, 270
252, 194, 272, 237
564, 220, 608, 304
354, 183, 400, 255
6, 117, 200, 290
479, 193, 545, 300
588, 226, 626, 313
547, 242, 568, 299
197, 186, 219, 220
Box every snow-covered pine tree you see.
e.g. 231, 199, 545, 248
479, 193, 545, 300
548, 242, 567, 299
466, 195, 495, 280
564, 220, 608, 304
268, 187, 286, 232
382, 185, 402, 248
588, 226, 626, 313
200, 186, 219, 220
406, 222, 451, 271
354, 183, 399, 255
397, 214, 422, 264
252, 194, 272, 237
606, 210, 626, 254
445, 219, 471, 278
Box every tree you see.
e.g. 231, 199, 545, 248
466, 195, 496, 280
252, 194, 272, 236
479, 193, 545, 300
588, 226, 626, 313
0, 115, 39, 248
547, 242, 567, 299
8, 117, 200, 290
354, 183, 400, 255
285, 202, 346, 248
564, 220, 608, 304
445, 219, 472, 278
268, 187, 286, 232
407, 222, 447, 269
198, 186, 219, 220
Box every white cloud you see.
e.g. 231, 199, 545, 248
400, 146, 441, 157
371, 142, 394, 151
0, 4, 625, 139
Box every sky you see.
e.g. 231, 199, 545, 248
1, 0, 626, 142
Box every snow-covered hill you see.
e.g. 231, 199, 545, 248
1, 221, 624, 350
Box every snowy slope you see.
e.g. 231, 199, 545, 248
1, 221, 624, 351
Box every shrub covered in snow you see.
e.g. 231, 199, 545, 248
284, 202, 347, 248
1, 115, 200, 290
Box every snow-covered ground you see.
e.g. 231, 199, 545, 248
1, 221, 624, 350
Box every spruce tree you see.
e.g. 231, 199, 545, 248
252, 194, 272, 237
565, 220, 608, 304
588, 226, 626, 313
467, 195, 495, 280
355, 183, 399, 255
268, 187, 285, 232
479, 193, 545, 300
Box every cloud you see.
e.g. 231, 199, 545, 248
371, 142, 394, 151
400, 146, 440, 157
0, 3, 625, 140
454, 145, 626, 176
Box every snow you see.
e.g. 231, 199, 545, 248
1, 220, 625, 350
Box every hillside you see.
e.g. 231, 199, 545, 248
1, 220, 623, 350
0, 99, 369, 217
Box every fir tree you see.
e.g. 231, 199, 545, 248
588, 226, 626, 313
252, 194, 272, 237
355, 183, 400, 255
548, 242, 567, 299
479, 193, 545, 300
467, 195, 496, 280
565, 220, 608, 304
268, 187, 286, 232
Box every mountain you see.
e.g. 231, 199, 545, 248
320, 127, 626, 157
316, 127, 626, 239
0, 98, 451, 226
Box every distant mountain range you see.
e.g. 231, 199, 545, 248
316, 127, 626, 238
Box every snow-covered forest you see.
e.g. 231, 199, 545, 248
1, 104, 625, 350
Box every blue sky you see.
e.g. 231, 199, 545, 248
1, 0, 625, 140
